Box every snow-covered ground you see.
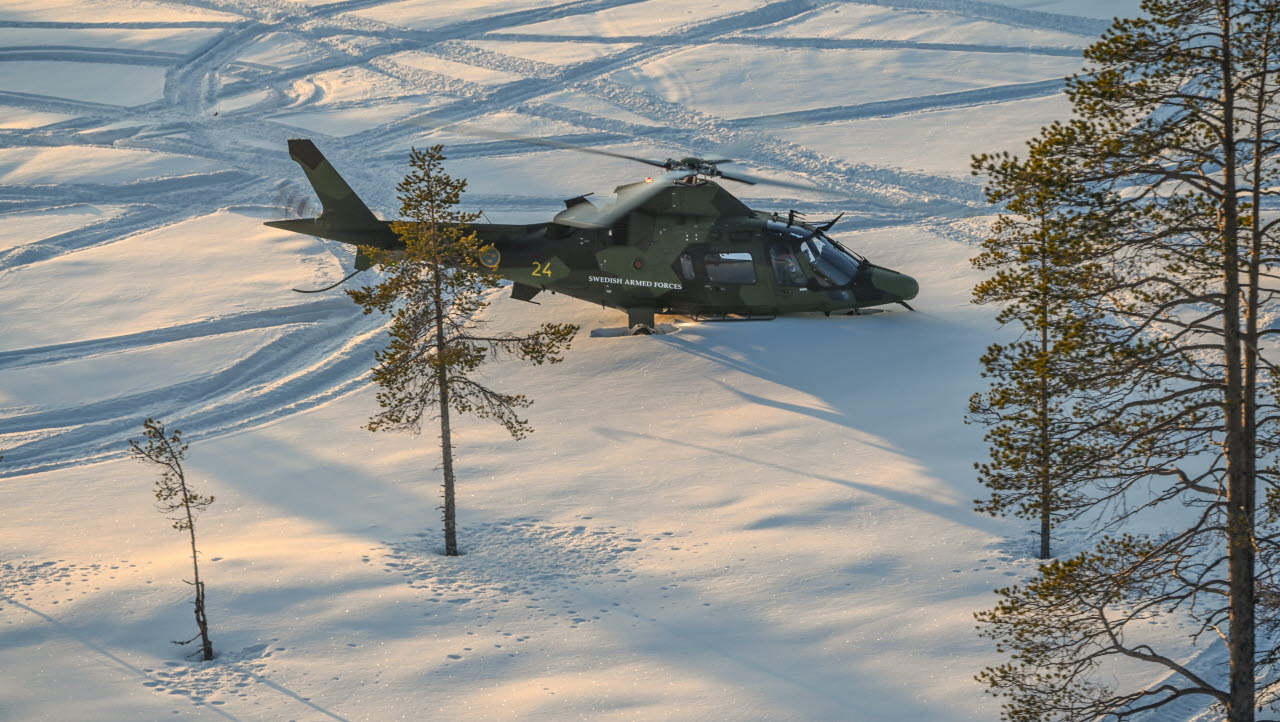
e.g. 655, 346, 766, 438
4, 1, 1231, 720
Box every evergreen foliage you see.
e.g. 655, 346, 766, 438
349, 145, 577, 556
968, 162, 1116, 560
129, 418, 214, 662
972, 1, 1280, 719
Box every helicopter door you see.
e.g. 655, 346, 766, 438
705, 252, 756, 284
703, 251, 771, 315
769, 244, 815, 313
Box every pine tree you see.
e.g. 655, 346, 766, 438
129, 418, 214, 662
973, 1, 1280, 719
349, 145, 577, 557
967, 170, 1114, 560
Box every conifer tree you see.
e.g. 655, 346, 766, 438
967, 175, 1114, 560
972, 1, 1280, 719
129, 418, 214, 661
349, 145, 577, 557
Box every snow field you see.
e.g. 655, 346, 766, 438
0, 0, 1210, 719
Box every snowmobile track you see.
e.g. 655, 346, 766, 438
0, 0, 1109, 477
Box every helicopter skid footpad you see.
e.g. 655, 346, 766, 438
590, 324, 680, 338
627, 307, 656, 332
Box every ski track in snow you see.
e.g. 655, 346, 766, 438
726, 77, 1068, 129
0, 0, 1097, 480
482, 32, 1085, 57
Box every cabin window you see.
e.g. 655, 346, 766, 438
770, 246, 806, 286
610, 217, 631, 246
678, 253, 697, 281
705, 252, 756, 284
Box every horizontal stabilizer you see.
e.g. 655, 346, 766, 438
264, 216, 398, 246
511, 282, 542, 303
264, 218, 324, 235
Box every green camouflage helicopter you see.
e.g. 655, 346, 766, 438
266, 137, 918, 334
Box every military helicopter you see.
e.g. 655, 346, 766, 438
265, 136, 918, 334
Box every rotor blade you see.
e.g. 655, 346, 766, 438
553, 170, 695, 229
717, 172, 756, 186
717, 170, 827, 192
408, 118, 669, 168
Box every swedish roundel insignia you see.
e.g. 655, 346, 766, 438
479, 246, 501, 268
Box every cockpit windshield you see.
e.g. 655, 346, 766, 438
802, 233, 861, 287
767, 221, 861, 287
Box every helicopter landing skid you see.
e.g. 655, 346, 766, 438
692, 312, 777, 323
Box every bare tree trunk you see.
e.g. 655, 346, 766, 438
1225, 305, 1256, 722
193, 581, 212, 661
185, 520, 213, 660
1038, 470, 1051, 559
1037, 351, 1052, 560
439, 384, 458, 557
184, 506, 213, 661
166, 435, 213, 662
1218, 6, 1255, 717
1235, 17, 1273, 721
1038, 260, 1052, 560
433, 262, 458, 557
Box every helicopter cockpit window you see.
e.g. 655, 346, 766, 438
766, 221, 861, 288
705, 252, 756, 285
798, 233, 859, 287
770, 246, 806, 286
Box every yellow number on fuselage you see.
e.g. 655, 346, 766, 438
532, 261, 553, 277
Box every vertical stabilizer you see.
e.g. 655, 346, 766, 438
287, 138, 379, 229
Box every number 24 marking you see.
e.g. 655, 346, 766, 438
532, 261, 554, 277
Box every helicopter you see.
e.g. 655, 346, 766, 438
265, 136, 919, 334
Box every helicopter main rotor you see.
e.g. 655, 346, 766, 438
408, 119, 824, 192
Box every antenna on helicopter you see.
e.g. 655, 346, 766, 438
818, 213, 845, 231
293, 268, 364, 293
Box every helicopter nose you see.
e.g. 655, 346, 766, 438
868, 267, 919, 302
